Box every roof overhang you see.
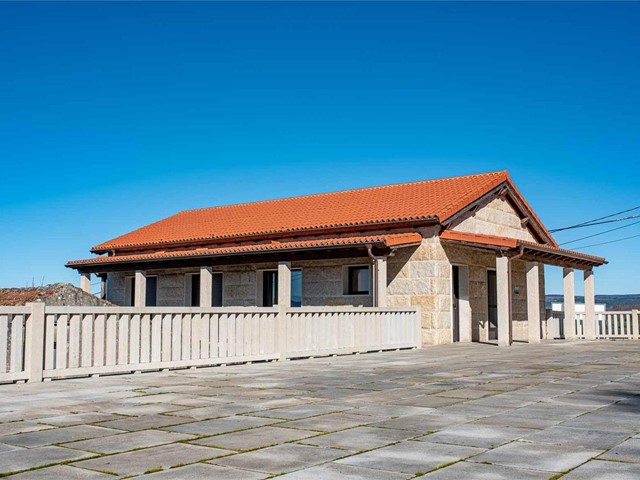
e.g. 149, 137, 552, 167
67, 232, 423, 273
440, 230, 606, 269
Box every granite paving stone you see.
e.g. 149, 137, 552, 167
192, 425, 318, 450
62, 429, 195, 453
420, 424, 535, 448
0, 445, 94, 475
598, 437, 640, 463
164, 415, 279, 436
136, 462, 267, 479
73, 443, 228, 476
277, 462, 413, 479
523, 425, 631, 449
422, 460, 550, 479
281, 412, 385, 432
300, 426, 417, 451
336, 440, 484, 473
213, 443, 346, 474
96, 414, 195, 431
469, 440, 603, 472
560, 459, 640, 479
1, 425, 122, 448
7, 464, 115, 479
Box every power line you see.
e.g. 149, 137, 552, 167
560, 219, 640, 246
550, 213, 640, 233
550, 205, 640, 233
571, 233, 640, 250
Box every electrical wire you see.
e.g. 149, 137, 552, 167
550, 213, 640, 233
570, 233, 640, 250
559, 219, 640, 246
549, 205, 640, 233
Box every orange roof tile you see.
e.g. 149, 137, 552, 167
92, 171, 513, 253
440, 230, 606, 266
69, 232, 423, 268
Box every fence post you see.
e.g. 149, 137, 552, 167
24, 302, 45, 383
633, 310, 639, 340
414, 306, 422, 349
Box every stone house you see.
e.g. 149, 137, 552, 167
67, 171, 606, 346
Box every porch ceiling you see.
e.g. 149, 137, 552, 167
440, 230, 607, 269
66, 232, 423, 273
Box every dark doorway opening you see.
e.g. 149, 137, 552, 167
452, 266, 460, 343
487, 270, 498, 340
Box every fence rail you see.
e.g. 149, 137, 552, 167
0, 304, 421, 384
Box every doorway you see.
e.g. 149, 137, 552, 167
487, 270, 498, 340
452, 266, 460, 342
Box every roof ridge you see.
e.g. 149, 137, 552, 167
178, 170, 509, 215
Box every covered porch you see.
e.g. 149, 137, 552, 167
441, 230, 608, 346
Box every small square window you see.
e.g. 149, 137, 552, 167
347, 266, 370, 295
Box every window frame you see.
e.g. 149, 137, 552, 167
343, 265, 371, 296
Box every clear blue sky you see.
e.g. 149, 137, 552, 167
1, 2, 638, 295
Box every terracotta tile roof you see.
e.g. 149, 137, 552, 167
440, 230, 606, 266
68, 232, 423, 268
92, 171, 512, 253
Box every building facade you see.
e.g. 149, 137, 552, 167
67, 171, 606, 346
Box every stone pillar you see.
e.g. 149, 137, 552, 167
458, 266, 472, 343
80, 272, 91, 293
526, 262, 541, 344
373, 257, 387, 307
276, 262, 291, 360
563, 268, 576, 339
277, 262, 291, 307
200, 267, 213, 307
583, 269, 596, 340
496, 256, 512, 347
134, 270, 147, 307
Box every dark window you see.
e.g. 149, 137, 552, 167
128, 277, 135, 306
262, 271, 278, 307
146, 276, 158, 306
212, 273, 223, 307
191, 274, 200, 306
348, 266, 370, 295
291, 270, 302, 307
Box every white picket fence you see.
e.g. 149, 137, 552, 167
0, 304, 421, 384
575, 311, 639, 339
548, 309, 640, 340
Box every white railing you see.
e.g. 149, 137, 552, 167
548, 309, 640, 340
0, 304, 421, 384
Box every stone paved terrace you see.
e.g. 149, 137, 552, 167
2, 342, 640, 479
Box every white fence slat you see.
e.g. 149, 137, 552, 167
44, 314, 55, 371
140, 313, 151, 363
181, 314, 191, 361
171, 314, 182, 362
93, 314, 105, 367
151, 314, 162, 362
130, 314, 141, 364
105, 314, 117, 366
81, 314, 93, 367
0, 315, 8, 373
68, 314, 81, 368
206, 313, 215, 358
219, 313, 228, 358
56, 314, 68, 370
161, 314, 172, 362
117, 314, 129, 365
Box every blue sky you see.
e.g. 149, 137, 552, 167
0, 2, 638, 295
